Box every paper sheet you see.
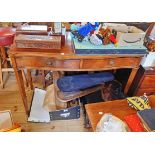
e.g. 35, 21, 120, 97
28, 88, 50, 123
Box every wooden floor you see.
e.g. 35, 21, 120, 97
0, 72, 91, 132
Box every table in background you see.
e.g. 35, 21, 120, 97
85, 95, 155, 131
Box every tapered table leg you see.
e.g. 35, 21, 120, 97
10, 56, 29, 114
124, 68, 138, 94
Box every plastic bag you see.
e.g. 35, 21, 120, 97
96, 113, 128, 132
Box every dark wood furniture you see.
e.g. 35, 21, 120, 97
85, 95, 155, 131
9, 32, 146, 114
128, 65, 155, 96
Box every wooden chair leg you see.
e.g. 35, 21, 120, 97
0, 47, 10, 88
0, 46, 8, 68
27, 69, 33, 90
35, 70, 39, 76
41, 70, 46, 89
0, 57, 4, 88
21, 70, 29, 87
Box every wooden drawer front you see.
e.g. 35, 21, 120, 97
16, 57, 80, 69
82, 58, 140, 69
136, 88, 155, 96
54, 59, 80, 69
140, 75, 155, 88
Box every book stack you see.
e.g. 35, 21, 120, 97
137, 108, 155, 132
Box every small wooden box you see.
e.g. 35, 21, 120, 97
15, 34, 61, 49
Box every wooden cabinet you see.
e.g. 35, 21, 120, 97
128, 65, 155, 96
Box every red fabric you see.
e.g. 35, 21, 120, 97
124, 114, 145, 132
0, 27, 15, 37
109, 34, 117, 44
0, 28, 15, 46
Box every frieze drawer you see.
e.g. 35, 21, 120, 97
81, 58, 140, 69
15, 57, 80, 69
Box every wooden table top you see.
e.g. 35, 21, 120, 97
10, 32, 146, 59
85, 95, 155, 131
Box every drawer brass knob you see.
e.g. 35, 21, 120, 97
46, 61, 53, 66
109, 60, 115, 65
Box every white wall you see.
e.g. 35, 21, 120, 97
141, 52, 155, 67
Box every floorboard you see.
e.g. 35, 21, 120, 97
0, 72, 92, 132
